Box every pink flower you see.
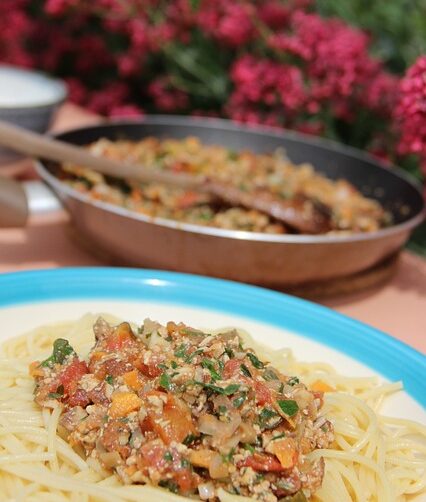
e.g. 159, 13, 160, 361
197, 1, 254, 48
258, 1, 290, 30
395, 56, 426, 171
148, 77, 189, 112
109, 104, 144, 118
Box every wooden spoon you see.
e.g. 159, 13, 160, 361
0, 119, 331, 234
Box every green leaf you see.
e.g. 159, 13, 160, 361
194, 381, 240, 395
277, 400, 299, 417
263, 369, 279, 381
163, 451, 173, 462
105, 375, 114, 385
41, 339, 75, 367
232, 393, 247, 408
185, 348, 204, 363
287, 377, 300, 386
240, 364, 252, 378
202, 359, 221, 381
247, 353, 265, 369
159, 373, 172, 391
183, 433, 198, 446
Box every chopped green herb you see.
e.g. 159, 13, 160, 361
41, 339, 75, 367
278, 383, 284, 394
202, 359, 221, 381
158, 479, 178, 493
163, 451, 173, 462
271, 433, 286, 441
255, 473, 265, 483
48, 384, 64, 400
232, 393, 247, 408
174, 343, 187, 359
159, 373, 172, 391
287, 377, 300, 386
158, 363, 168, 371
218, 360, 224, 372
102, 415, 109, 423
183, 433, 198, 445
247, 352, 265, 369
263, 368, 279, 381
257, 407, 281, 429
119, 417, 129, 423
224, 347, 234, 359
222, 447, 235, 463
105, 375, 114, 385
185, 348, 204, 363
194, 381, 240, 395
180, 458, 191, 469
240, 364, 252, 378
218, 405, 228, 415
277, 399, 299, 417
244, 443, 255, 454
170, 360, 178, 369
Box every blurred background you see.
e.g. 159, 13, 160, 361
1, 0, 425, 252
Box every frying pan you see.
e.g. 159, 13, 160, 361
33, 115, 424, 287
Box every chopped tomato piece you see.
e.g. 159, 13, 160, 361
175, 469, 198, 493
59, 359, 88, 396
223, 359, 241, 379
175, 191, 202, 209
105, 323, 136, 351
133, 355, 163, 377
254, 381, 273, 405
67, 388, 90, 407
239, 453, 284, 472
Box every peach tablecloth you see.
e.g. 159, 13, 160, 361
1, 104, 425, 354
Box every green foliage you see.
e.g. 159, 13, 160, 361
316, 0, 426, 73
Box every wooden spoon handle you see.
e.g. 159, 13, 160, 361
0, 119, 203, 189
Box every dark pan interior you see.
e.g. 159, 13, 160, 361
51, 116, 424, 225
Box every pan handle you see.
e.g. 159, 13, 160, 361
0, 178, 62, 227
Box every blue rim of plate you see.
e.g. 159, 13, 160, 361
0, 267, 424, 406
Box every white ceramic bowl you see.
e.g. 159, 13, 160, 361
0, 65, 67, 165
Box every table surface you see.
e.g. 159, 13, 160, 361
1, 104, 425, 354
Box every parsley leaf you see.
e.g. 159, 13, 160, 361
263, 368, 279, 381
105, 375, 114, 385
201, 359, 221, 381
287, 377, 300, 386
240, 364, 252, 378
183, 433, 198, 445
159, 373, 172, 391
247, 352, 265, 369
41, 339, 75, 367
277, 400, 299, 417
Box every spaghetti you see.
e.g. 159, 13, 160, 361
0, 313, 424, 502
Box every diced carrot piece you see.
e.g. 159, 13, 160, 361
270, 438, 298, 469
105, 323, 135, 351
90, 351, 107, 363
146, 394, 196, 445
310, 380, 335, 393
122, 370, 143, 391
189, 449, 215, 469
109, 391, 142, 418
29, 361, 44, 377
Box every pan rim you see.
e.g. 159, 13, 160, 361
36, 116, 425, 245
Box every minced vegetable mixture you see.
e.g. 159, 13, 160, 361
31, 318, 334, 501
61, 137, 388, 234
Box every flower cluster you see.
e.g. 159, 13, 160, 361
0, 0, 424, 189
395, 56, 426, 177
